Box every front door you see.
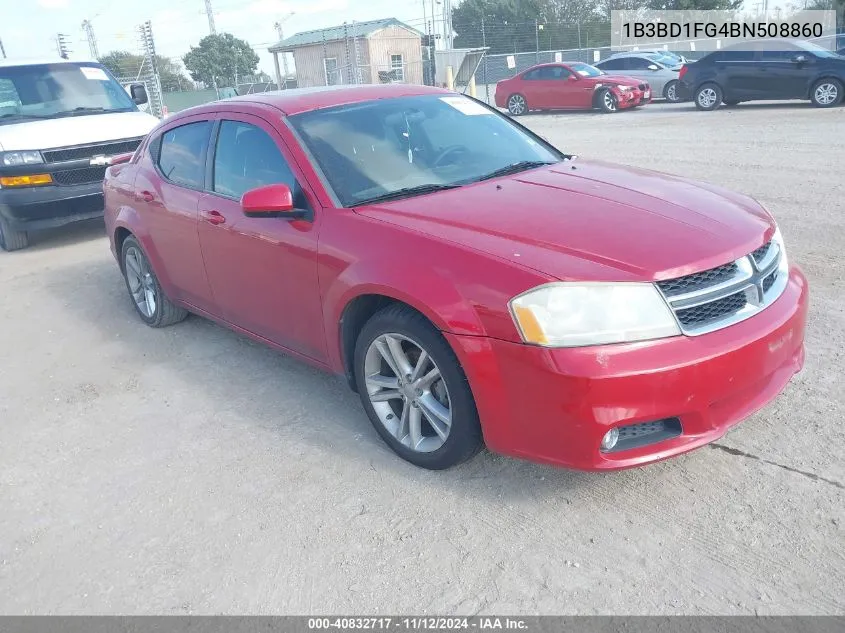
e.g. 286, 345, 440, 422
197, 114, 327, 362
758, 49, 813, 99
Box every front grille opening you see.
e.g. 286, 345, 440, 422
675, 291, 747, 327
657, 261, 738, 297
602, 418, 682, 453
762, 270, 778, 294
751, 241, 772, 265
43, 138, 143, 163
52, 166, 108, 186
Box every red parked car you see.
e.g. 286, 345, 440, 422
104, 84, 808, 471
495, 62, 652, 115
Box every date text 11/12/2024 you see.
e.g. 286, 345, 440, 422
307, 618, 528, 630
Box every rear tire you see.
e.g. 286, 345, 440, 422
354, 303, 483, 470
694, 83, 722, 111
120, 235, 187, 328
596, 88, 618, 113
664, 80, 681, 103
507, 93, 527, 116
0, 215, 29, 251
810, 78, 843, 108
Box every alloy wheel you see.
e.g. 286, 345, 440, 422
124, 246, 157, 318
508, 94, 526, 115
603, 91, 617, 111
364, 333, 452, 453
666, 83, 677, 102
698, 88, 718, 109
814, 83, 838, 106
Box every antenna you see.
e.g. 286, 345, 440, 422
82, 20, 99, 59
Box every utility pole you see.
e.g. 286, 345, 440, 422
56, 33, 70, 59
204, 0, 217, 35
82, 20, 99, 59
0, 37, 6, 59
274, 12, 295, 87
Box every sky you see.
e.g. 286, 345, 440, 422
1, 0, 796, 79
0, 0, 444, 77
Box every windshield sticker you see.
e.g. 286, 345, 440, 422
439, 96, 491, 116
80, 67, 110, 81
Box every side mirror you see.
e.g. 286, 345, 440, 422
241, 183, 305, 219
129, 83, 148, 105
647, 64, 660, 71
568, 74, 579, 81
792, 55, 808, 64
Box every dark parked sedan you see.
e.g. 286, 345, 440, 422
679, 39, 845, 110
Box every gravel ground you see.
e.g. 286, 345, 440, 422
0, 101, 843, 615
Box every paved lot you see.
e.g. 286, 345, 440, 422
1, 101, 843, 615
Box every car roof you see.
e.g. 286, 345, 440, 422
0, 56, 98, 68
176, 84, 455, 118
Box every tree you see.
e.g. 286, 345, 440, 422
182, 33, 259, 87
99, 51, 191, 91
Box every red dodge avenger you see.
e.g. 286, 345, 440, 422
104, 84, 808, 471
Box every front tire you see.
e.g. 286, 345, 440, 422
664, 80, 681, 103
354, 304, 483, 470
120, 235, 187, 328
596, 88, 618, 113
0, 215, 29, 251
507, 93, 527, 116
694, 83, 723, 111
810, 78, 843, 108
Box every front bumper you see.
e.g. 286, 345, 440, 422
0, 181, 104, 232
447, 266, 809, 471
614, 86, 651, 108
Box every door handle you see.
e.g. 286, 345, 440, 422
139, 190, 155, 203
201, 209, 226, 225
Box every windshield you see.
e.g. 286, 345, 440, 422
288, 94, 563, 207
569, 63, 604, 77
0, 62, 136, 125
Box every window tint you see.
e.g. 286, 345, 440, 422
157, 121, 211, 189
522, 69, 542, 80
597, 58, 625, 71
213, 120, 300, 201
627, 56, 655, 70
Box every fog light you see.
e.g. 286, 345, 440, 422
601, 428, 619, 452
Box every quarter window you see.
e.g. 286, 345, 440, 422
212, 120, 303, 203
157, 121, 212, 189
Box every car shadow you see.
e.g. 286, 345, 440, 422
20, 218, 105, 253
42, 257, 653, 498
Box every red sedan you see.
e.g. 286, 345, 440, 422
495, 62, 651, 115
104, 84, 807, 471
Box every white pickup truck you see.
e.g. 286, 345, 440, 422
0, 57, 159, 250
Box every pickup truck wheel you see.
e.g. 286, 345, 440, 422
354, 303, 483, 470
0, 215, 29, 251
121, 235, 187, 328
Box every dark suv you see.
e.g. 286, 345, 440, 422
678, 39, 845, 110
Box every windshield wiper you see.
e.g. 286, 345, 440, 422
468, 160, 557, 184
354, 183, 462, 205
51, 107, 110, 117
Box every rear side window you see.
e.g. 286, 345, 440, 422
157, 121, 212, 189
597, 58, 626, 71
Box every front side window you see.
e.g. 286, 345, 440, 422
597, 58, 625, 71
0, 62, 136, 125
157, 121, 212, 190
289, 94, 562, 207
212, 120, 300, 201
628, 56, 656, 70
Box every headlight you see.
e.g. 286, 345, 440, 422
1, 151, 44, 167
616, 85, 631, 92
509, 282, 680, 347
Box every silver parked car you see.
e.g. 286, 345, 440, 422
595, 53, 684, 102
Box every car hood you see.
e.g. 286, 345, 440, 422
0, 111, 158, 151
354, 160, 774, 282
594, 74, 644, 86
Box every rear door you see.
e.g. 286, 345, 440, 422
718, 49, 762, 99
133, 115, 216, 313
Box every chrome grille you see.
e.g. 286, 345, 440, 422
656, 239, 787, 336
